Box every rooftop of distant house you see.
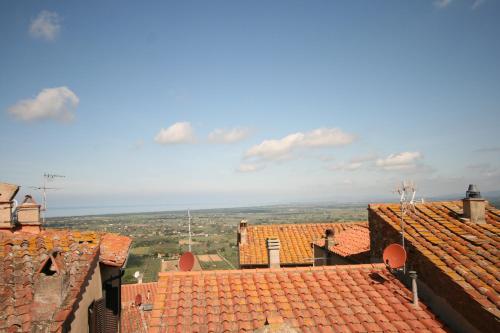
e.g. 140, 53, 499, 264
238, 221, 368, 266
149, 264, 448, 333
312, 224, 371, 258
369, 197, 500, 329
121, 282, 158, 333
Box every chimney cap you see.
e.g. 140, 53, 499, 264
465, 184, 482, 199
325, 229, 335, 237
0, 183, 20, 202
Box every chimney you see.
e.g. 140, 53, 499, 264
462, 184, 486, 224
266, 238, 280, 268
324, 229, 338, 250
409, 271, 419, 307
16, 195, 42, 233
0, 182, 20, 230
238, 219, 248, 244
33, 251, 70, 323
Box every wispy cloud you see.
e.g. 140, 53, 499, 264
434, 0, 486, 9
434, 0, 453, 8
472, 0, 485, 9
375, 152, 423, 171
473, 146, 500, 153
30, 10, 61, 41
329, 162, 363, 171
466, 163, 500, 177
155, 122, 195, 144
237, 163, 263, 173
7, 87, 79, 122
328, 153, 378, 172
208, 127, 251, 143
245, 128, 355, 161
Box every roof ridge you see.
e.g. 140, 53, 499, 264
247, 221, 367, 228
157, 263, 386, 278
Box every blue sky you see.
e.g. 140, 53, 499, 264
1, 1, 499, 215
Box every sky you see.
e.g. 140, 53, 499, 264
1, 0, 499, 216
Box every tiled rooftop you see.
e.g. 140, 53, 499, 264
239, 222, 367, 266
100, 232, 133, 267
0, 230, 101, 332
150, 264, 448, 332
121, 282, 158, 333
312, 224, 370, 257
369, 201, 500, 319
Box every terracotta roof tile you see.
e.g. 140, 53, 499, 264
369, 201, 500, 324
100, 233, 132, 267
0, 230, 101, 332
312, 225, 370, 257
239, 222, 368, 266
121, 282, 158, 333
150, 264, 448, 332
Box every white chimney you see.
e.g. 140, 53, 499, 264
239, 219, 248, 244
409, 271, 419, 307
266, 238, 280, 268
462, 184, 486, 224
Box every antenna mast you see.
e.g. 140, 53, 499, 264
31, 173, 65, 223
188, 209, 192, 252
395, 180, 416, 273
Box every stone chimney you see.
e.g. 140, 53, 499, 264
462, 184, 486, 224
0, 183, 19, 230
32, 251, 70, 323
238, 219, 248, 244
17, 195, 42, 233
324, 229, 338, 250
266, 238, 280, 268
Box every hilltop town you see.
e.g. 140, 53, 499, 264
1, 181, 499, 333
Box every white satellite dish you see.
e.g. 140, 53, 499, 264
133, 271, 141, 279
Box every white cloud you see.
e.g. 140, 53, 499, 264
237, 163, 263, 173
7, 87, 79, 122
330, 162, 363, 171
375, 152, 422, 171
466, 163, 500, 178
434, 0, 485, 9
208, 127, 250, 143
30, 11, 61, 41
472, 0, 485, 9
434, 0, 453, 8
245, 128, 355, 161
155, 122, 195, 144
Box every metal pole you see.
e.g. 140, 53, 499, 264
188, 209, 192, 252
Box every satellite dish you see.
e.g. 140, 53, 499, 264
383, 243, 407, 269
135, 294, 142, 306
133, 271, 141, 279
179, 252, 195, 272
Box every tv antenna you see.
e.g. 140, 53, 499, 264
30, 173, 65, 223
394, 180, 416, 272
187, 209, 192, 252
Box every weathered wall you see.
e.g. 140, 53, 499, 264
0, 202, 12, 224
69, 260, 103, 333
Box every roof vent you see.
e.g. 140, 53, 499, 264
466, 184, 481, 199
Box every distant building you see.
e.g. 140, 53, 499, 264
369, 185, 500, 333
149, 264, 448, 332
312, 225, 370, 265
0, 182, 132, 332
121, 282, 157, 333
237, 220, 369, 268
